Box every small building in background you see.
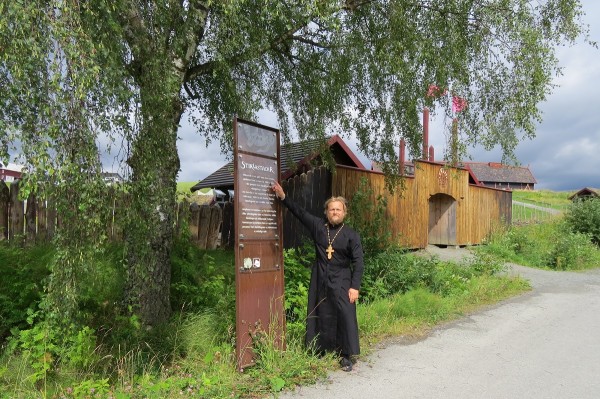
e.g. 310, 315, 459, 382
0, 163, 23, 183
190, 134, 366, 199
463, 162, 537, 190
568, 187, 600, 202
101, 172, 124, 185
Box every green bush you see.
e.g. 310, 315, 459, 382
170, 237, 235, 321
0, 243, 52, 342
564, 198, 600, 245
346, 177, 393, 257
361, 248, 437, 302
283, 246, 312, 341
543, 228, 597, 270
480, 217, 600, 270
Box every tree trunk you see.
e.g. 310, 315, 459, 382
124, 67, 183, 327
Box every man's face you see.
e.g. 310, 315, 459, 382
326, 201, 346, 225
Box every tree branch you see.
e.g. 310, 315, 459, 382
185, 1, 371, 82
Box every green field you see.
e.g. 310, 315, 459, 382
511, 189, 573, 209
177, 181, 198, 194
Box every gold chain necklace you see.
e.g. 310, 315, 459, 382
325, 223, 344, 260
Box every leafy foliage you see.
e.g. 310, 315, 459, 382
0, 237, 533, 398
564, 198, 600, 245
170, 237, 235, 320
0, 243, 51, 342
282, 245, 312, 342
361, 248, 435, 301
346, 177, 393, 257
480, 218, 600, 270
0, 0, 591, 330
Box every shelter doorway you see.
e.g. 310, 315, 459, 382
428, 193, 457, 246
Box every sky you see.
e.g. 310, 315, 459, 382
174, 1, 600, 192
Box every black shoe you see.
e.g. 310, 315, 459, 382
340, 356, 353, 372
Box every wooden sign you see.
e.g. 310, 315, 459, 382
233, 117, 285, 371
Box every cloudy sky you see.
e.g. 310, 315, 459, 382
175, 1, 600, 192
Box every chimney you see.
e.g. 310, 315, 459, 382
423, 107, 429, 159
429, 145, 435, 162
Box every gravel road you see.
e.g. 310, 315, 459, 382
278, 246, 600, 399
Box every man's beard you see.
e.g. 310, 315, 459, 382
328, 215, 344, 225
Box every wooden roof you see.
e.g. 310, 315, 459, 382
463, 162, 537, 184
568, 187, 600, 200
190, 135, 366, 192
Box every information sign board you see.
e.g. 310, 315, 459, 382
234, 118, 285, 371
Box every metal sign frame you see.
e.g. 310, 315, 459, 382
233, 117, 285, 371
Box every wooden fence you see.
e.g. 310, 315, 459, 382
191, 160, 511, 250
2, 160, 512, 250
329, 162, 512, 248
0, 181, 224, 249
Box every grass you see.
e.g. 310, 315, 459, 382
357, 272, 530, 352
177, 182, 198, 194
512, 189, 572, 210
479, 218, 600, 271
511, 189, 574, 224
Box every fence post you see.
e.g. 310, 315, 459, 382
0, 181, 9, 240
37, 198, 48, 242
26, 194, 37, 241
9, 182, 23, 241
221, 202, 234, 248
189, 204, 200, 242
197, 205, 211, 249
206, 206, 222, 250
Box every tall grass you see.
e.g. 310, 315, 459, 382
0, 239, 531, 399
480, 219, 600, 270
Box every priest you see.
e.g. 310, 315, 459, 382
272, 181, 364, 372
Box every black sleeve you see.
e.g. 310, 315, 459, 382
349, 231, 364, 290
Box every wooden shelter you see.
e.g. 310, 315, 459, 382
568, 187, 600, 202
335, 161, 511, 248
190, 134, 366, 200
463, 162, 537, 190
280, 160, 511, 249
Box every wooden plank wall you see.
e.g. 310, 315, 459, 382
280, 167, 332, 249
331, 161, 511, 249
0, 180, 224, 249
1, 160, 511, 250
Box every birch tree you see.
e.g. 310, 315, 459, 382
0, 0, 588, 327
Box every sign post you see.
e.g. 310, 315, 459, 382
233, 117, 285, 371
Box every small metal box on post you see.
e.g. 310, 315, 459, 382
233, 117, 285, 371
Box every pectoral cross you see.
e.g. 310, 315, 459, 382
326, 244, 334, 260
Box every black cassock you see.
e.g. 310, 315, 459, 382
282, 196, 364, 356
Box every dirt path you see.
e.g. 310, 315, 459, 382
279, 246, 600, 399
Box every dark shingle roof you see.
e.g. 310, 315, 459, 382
464, 162, 537, 184
190, 135, 365, 192
568, 187, 600, 200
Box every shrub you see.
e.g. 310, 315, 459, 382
0, 243, 52, 343
361, 248, 437, 302
479, 216, 600, 270
283, 245, 312, 341
346, 177, 393, 257
564, 198, 600, 245
170, 237, 235, 320
543, 228, 597, 270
